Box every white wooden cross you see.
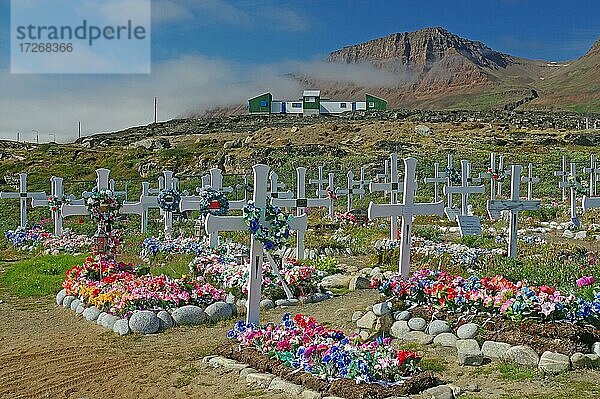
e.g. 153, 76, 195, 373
269, 171, 293, 200
309, 166, 327, 198
554, 155, 568, 202
488, 165, 540, 258
370, 153, 404, 240
356, 166, 368, 199
368, 157, 445, 278
271, 167, 329, 258
565, 163, 580, 225
520, 163, 539, 201
497, 156, 509, 197
444, 154, 461, 221
0, 173, 47, 228
62, 168, 111, 219
31, 177, 81, 235
199, 168, 234, 194
204, 164, 308, 324
479, 152, 499, 201
315, 172, 335, 218
120, 182, 159, 233
161, 171, 177, 235
444, 160, 485, 216
583, 155, 600, 197
423, 162, 446, 203
335, 170, 366, 212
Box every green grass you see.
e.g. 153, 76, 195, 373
151, 255, 195, 278
234, 390, 266, 398
496, 363, 537, 381
0, 254, 87, 297
419, 357, 447, 373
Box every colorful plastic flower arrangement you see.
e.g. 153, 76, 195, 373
195, 187, 230, 216
372, 269, 600, 328
63, 256, 225, 317
4, 225, 92, 253
86, 188, 122, 224
445, 167, 462, 184
190, 254, 325, 299
140, 236, 208, 259
243, 200, 292, 251
334, 211, 359, 226
47, 194, 71, 213
227, 313, 421, 384
157, 188, 182, 212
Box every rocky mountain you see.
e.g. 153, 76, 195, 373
525, 39, 600, 112
302, 27, 598, 112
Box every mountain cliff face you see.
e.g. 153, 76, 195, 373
307, 27, 553, 109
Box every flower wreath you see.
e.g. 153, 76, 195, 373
48, 194, 70, 213
567, 175, 588, 196
86, 189, 122, 223
157, 189, 181, 212
196, 188, 229, 216
445, 167, 461, 184
487, 168, 507, 181
242, 200, 292, 251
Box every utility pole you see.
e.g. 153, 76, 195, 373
154, 97, 158, 124
78, 121, 81, 139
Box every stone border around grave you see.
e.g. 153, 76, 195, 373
354, 302, 600, 373
203, 354, 455, 399
55, 288, 333, 336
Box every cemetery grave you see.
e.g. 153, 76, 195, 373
1, 122, 600, 399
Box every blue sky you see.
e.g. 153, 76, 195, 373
0, 0, 598, 141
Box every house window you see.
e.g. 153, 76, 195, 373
292, 103, 302, 108
368, 102, 375, 108
305, 97, 316, 102
260, 100, 268, 107
340, 103, 347, 108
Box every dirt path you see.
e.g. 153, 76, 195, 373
1, 284, 600, 399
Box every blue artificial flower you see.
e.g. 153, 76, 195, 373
249, 220, 259, 233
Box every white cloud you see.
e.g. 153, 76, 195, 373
0, 56, 401, 143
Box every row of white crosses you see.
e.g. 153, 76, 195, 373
205, 164, 308, 324
335, 170, 366, 212
370, 152, 403, 241
310, 166, 335, 218
271, 167, 329, 259
368, 157, 445, 278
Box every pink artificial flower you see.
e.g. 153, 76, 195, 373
576, 276, 596, 288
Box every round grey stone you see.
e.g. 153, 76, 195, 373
571, 352, 593, 369
128, 310, 160, 334
407, 317, 427, 331
96, 312, 108, 325
56, 289, 67, 306
157, 310, 174, 330
310, 292, 329, 303
372, 302, 391, 316
172, 305, 207, 326
502, 345, 540, 367
433, 332, 458, 347
103, 315, 118, 330
390, 321, 410, 338
260, 299, 275, 310
394, 310, 411, 321
205, 302, 234, 323
352, 311, 364, 322
539, 351, 570, 373
592, 342, 600, 355
427, 320, 451, 336
457, 323, 479, 339
83, 306, 101, 322
75, 304, 85, 315
70, 298, 81, 311
113, 319, 130, 336
62, 296, 75, 308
